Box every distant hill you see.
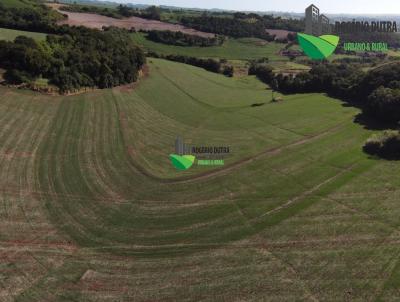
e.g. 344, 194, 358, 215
56, 0, 148, 9
50, 0, 400, 25
57, 0, 400, 20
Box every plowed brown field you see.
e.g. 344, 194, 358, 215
48, 3, 214, 37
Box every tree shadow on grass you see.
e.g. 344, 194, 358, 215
250, 102, 265, 107
363, 150, 400, 161
353, 112, 399, 131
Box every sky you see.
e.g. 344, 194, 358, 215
112, 0, 400, 14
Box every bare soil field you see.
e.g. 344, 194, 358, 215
48, 3, 215, 38
266, 28, 293, 39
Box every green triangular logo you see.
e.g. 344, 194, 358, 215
297, 33, 340, 60
170, 154, 196, 170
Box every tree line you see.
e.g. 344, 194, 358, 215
59, 4, 122, 19
249, 61, 400, 125
148, 52, 233, 76
233, 12, 304, 32
117, 5, 161, 20
179, 15, 275, 41
0, 1, 64, 33
146, 30, 224, 47
179, 13, 303, 40
60, 4, 162, 21
0, 27, 145, 93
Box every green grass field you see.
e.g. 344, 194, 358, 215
2, 58, 400, 301
132, 32, 288, 61
0, 27, 47, 41
1, 0, 36, 8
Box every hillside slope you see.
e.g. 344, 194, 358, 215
2, 60, 399, 301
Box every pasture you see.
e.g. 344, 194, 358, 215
0, 27, 47, 41
1, 59, 400, 301
132, 32, 287, 61
1, 0, 35, 8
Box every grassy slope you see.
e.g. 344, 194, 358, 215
1, 0, 36, 8
0, 27, 47, 41
132, 32, 287, 61
1, 59, 400, 301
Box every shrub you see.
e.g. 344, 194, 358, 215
363, 130, 400, 159
222, 65, 234, 77
248, 64, 274, 84
366, 87, 400, 123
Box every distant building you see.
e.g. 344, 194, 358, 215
305, 4, 320, 35
175, 136, 192, 155
175, 136, 185, 155
319, 14, 331, 35
305, 4, 331, 35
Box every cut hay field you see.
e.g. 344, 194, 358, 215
131, 33, 287, 61
0, 27, 47, 41
2, 59, 400, 301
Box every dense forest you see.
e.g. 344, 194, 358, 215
146, 30, 223, 47
180, 15, 275, 40
0, 27, 145, 93
117, 4, 161, 20
233, 12, 304, 32
0, 1, 64, 33
180, 13, 302, 40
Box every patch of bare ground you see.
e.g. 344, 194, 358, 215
266, 28, 294, 39
49, 4, 215, 38
0, 151, 34, 160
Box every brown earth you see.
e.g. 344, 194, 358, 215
48, 3, 215, 38
266, 28, 293, 39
